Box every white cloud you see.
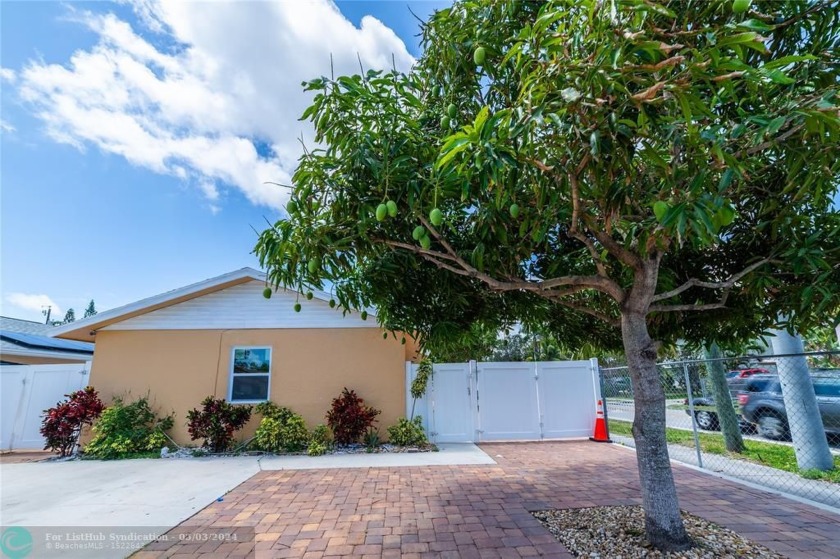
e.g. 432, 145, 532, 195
0, 67, 15, 83
14, 0, 414, 210
0, 119, 15, 133
5, 293, 62, 318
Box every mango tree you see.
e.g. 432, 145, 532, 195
257, 0, 840, 550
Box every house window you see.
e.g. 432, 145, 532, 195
229, 347, 271, 403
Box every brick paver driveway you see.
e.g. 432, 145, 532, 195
136, 442, 840, 558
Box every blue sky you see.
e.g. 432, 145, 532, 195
1, 0, 448, 323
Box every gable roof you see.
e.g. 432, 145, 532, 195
51, 268, 365, 342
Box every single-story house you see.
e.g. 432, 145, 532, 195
1, 317, 94, 365
51, 268, 418, 444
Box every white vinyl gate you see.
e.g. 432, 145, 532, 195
406, 359, 600, 443
1, 363, 91, 450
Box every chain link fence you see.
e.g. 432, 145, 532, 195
600, 351, 840, 508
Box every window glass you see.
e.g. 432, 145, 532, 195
230, 347, 270, 402
813, 378, 840, 397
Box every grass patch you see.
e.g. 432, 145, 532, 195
607, 419, 840, 483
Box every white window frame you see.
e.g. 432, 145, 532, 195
228, 346, 272, 403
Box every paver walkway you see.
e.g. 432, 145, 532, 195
134, 442, 840, 559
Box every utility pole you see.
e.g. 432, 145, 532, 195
42, 306, 52, 325
769, 327, 833, 471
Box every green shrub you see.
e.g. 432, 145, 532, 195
310, 424, 332, 446
306, 424, 332, 456
308, 440, 327, 456
387, 416, 428, 447
253, 402, 310, 453
85, 396, 174, 459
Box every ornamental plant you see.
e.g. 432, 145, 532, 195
387, 416, 429, 447
41, 386, 104, 457
186, 397, 252, 453
253, 402, 310, 453
84, 396, 174, 459
410, 359, 433, 419
325, 388, 381, 445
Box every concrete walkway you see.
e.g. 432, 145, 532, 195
1, 457, 262, 528
132, 441, 840, 558
259, 443, 495, 470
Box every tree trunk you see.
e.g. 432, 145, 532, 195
705, 343, 744, 453
622, 278, 693, 551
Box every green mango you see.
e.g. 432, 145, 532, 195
474, 46, 486, 66
732, 0, 751, 14
308, 258, 320, 274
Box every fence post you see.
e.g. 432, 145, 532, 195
683, 362, 704, 469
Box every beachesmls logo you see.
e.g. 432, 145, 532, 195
0, 527, 32, 559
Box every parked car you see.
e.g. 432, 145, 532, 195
683, 395, 755, 432
738, 373, 840, 441
730, 367, 772, 379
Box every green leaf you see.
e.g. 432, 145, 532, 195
653, 201, 669, 222
736, 19, 773, 33
474, 106, 490, 134
763, 69, 795, 85
718, 205, 736, 227
763, 54, 816, 70
766, 116, 786, 136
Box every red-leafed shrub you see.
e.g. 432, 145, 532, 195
186, 397, 252, 453
326, 388, 381, 445
41, 386, 105, 457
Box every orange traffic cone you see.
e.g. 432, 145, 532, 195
589, 399, 612, 443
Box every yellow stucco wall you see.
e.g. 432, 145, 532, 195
87, 328, 415, 445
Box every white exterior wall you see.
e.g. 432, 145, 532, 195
102, 281, 372, 331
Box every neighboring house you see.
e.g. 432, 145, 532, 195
0, 317, 94, 365
51, 268, 419, 444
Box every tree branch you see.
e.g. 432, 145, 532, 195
649, 302, 727, 313
588, 228, 644, 270
651, 259, 769, 303
737, 124, 804, 158
711, 71, 745, 82
382, 238, 624, 300
550, 297, 621, 327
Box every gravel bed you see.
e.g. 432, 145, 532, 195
157, 443, 437, 459
532, 506, 785, 558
